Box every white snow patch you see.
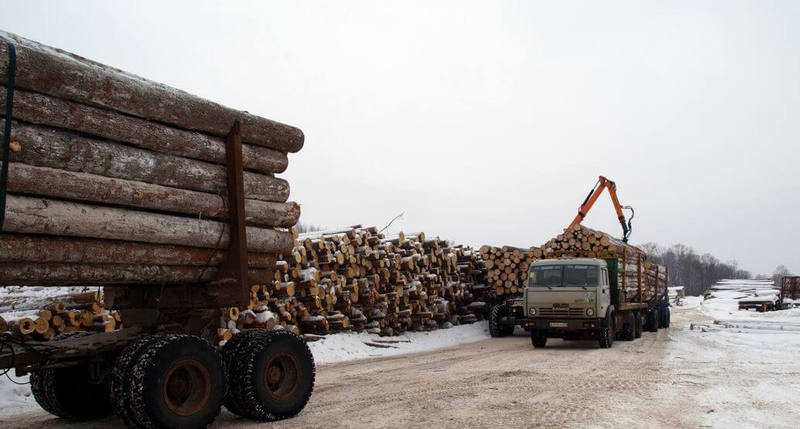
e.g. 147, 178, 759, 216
0, 374, 35, 415
308, 321, 490, 365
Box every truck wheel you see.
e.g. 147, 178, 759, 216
129, 334, 225, 429
225, 330, 315, 421
646, 309, 658, 332
111, 335, 167, 426
221, 329, 267, 417
634, 312, 643, 338
598, 314, 614, 348
489, 305, 513, 337
664, 307, 671, 328
530, 330, 547, 348
622, 311, 635, 341
30, 362, 112, 421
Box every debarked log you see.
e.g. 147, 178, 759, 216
3, 195, 295, 253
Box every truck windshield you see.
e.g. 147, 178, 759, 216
530, 265, 599, 287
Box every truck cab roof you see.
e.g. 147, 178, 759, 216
530, 257, 607, 267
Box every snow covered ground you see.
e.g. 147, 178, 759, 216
307, 320, 490, 364
675, 280, 800, 428
0, 322, 491, 417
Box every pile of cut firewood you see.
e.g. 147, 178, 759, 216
0, 288, 120, 340
479, 245, 542, 296
215, 226, 490, 340
0, 30, 299, 286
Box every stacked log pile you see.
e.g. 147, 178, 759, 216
479, 245, 542, 297
541, 225, 667, 302
0, 30, 299, 286
215, 226, 490, 341
0, 288, 120, 340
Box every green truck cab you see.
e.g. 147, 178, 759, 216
515, 257, 669, 348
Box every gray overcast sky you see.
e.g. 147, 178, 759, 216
1, 1, 798, 275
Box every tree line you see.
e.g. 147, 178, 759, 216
638, 243, 752, 296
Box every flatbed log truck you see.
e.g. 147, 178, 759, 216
489, 176, 670, 348
0, 33, 314, 428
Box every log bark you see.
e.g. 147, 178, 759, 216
0, 87, 288, 174
0, 234, 276, 268
6, 163, 300, 227
6, 121, 290, 202
0, 31, 303, 153
0, 263, 271, 286
3, 195, 295, 253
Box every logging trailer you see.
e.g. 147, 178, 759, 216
0, 33, 314, 428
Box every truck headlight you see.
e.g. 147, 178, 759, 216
529, 307, 536, 316
586, 308, 595, 316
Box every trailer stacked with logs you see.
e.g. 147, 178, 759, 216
0, 31, 313, 428
520, 225, 670, 348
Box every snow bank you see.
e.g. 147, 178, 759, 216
308, 321, 490, 365
0, 374, 35, 416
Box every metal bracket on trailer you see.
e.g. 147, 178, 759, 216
0, 34, 16, 232
215, 120, 250, 307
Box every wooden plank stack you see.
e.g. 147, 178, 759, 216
479, 245, 542, 297
0, 30, 300, 286
215, 226, 489, 341
541, 225, 667, 303
0, 287, 120, 340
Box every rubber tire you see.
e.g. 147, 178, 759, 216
634, 312, 643, 339
598, 314, 614, 348
111, 335, 167, 427
225, 330, 315, 421
30, 332, 111, 421
663, 307, 671, 328
646, 309, 658, 332
30, 362, 112, 421
622, 311, 635, 341
489, 305, 514, 338
221, 329, 266, 417
531, 330, 547, 348
129, 334, 225, 429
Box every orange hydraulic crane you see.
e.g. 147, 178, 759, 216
568, 175, 634, 242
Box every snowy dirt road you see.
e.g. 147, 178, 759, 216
2, 305, 799, 428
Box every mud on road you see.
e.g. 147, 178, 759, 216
2, 307, 799, 428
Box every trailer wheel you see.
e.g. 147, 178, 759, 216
489, 305, 513, 337
129, 334, 225, 429
30, 361, 112, 421
646, 309, 658, 332
663, 307, 671, 328
111, 335, 168, 426
221, 329, 267, 417
622, 311, 635, 341
634, 312, 643, 338
225, 330, 315, 421
530, 330, 547, 348
598, 314, 614, 348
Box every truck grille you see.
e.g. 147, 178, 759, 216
538, 307, 586, 317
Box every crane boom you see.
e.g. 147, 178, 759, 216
567, 175, 634, 242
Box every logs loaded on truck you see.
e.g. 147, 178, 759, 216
0, 31, 314, 428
